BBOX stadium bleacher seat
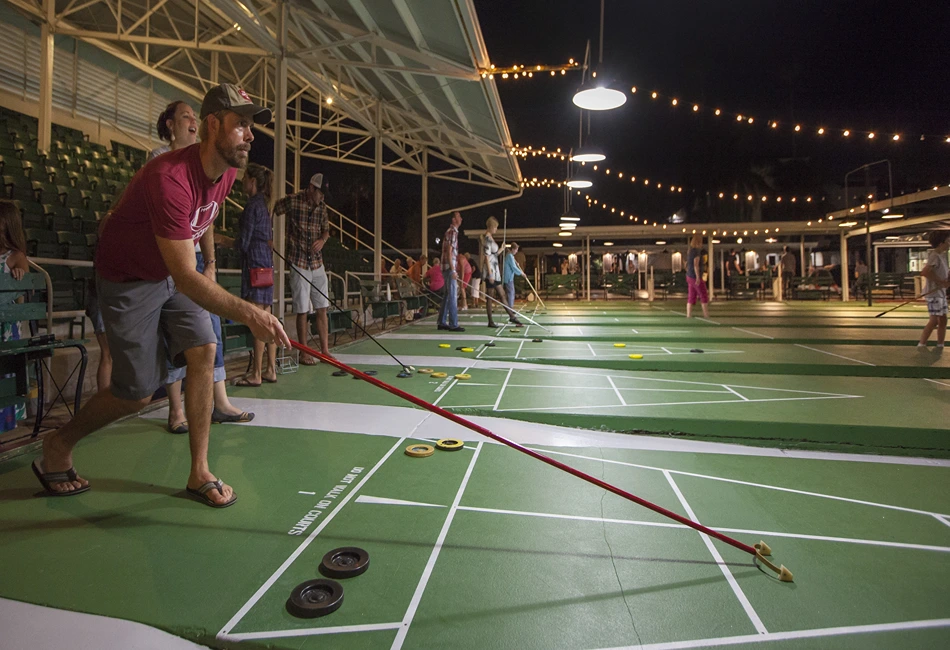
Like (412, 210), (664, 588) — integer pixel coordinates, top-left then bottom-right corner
(57, 231), (93, 261)
(25, 228), (63, 258)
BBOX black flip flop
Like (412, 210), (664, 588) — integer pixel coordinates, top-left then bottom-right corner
(167, 421), (189, 434)
(31, 458), (90, 497)
(234, 377), (262, 387)
(186, 480), (237, 508)
(211, 409), (255, 424)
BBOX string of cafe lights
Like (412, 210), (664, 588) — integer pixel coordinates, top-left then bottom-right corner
(478, 59), (582, 80)
(627, 85), (950, 143)
(516, 144), (950, 203)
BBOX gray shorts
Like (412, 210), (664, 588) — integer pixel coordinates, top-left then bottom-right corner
(97, 275), (217, 401)
(290, 263), (330, 313)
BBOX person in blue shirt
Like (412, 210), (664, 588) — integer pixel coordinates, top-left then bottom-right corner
(502, 242), (524, 309)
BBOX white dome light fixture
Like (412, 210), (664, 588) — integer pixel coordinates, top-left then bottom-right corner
(573, 82), (626, 111)
(571, 146), (606, 162)
(566, 178), (593, 189)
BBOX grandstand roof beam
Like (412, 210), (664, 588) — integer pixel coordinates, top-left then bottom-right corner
(47, 28), (270, 55)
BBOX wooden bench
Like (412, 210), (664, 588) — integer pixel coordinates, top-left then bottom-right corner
(544, 274), (579, 298)
(791, 272), (835, 300)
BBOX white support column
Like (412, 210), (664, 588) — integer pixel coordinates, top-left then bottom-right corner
(374, 102), (383, 280)
(274, 0), (289, 319)
(840, 233), (850, 302)
(800, 236), (806, 277)
(707, 236), (714, 300)
(421, 150), (428, 258)
(37, 0), (55, 153)
(586, 236), (591, 301)
(293, 96), (301, 190)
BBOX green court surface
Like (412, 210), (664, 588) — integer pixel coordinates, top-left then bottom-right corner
(1, 300), (949, 649)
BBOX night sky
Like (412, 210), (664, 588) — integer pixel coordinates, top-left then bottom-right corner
(255, 1), (950, 252)
(476, 0), (950, 232)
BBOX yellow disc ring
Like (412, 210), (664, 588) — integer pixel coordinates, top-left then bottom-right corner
(418, 368), (434, 374)
(405, 444), (435, 458)
(454, 373), (471, 380)
(629, 353), (643, 360)
(430, 372), (448, 378)
(614, 343), (626, 348)
(460, 347), (474, 353)
(438, 343), (451, 348)
(436, 439), (464, 451)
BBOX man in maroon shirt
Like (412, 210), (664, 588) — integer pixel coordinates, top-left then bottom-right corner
(32, 84), (290, 508)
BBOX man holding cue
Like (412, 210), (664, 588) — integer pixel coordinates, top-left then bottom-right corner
(33, 84), (291, 507)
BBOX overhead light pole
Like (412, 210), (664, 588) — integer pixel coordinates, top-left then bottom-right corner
(845, 160), (892, 307)
(572, 0), (626, 111)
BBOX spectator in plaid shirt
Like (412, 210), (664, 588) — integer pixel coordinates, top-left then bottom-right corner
(274, 173), (331, 365)
(437, 211), (465, 332)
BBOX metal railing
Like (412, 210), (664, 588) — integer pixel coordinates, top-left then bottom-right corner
(326, 204), (413, 267)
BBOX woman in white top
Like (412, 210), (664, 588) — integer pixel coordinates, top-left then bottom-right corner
(148, 100), (198, 161)
(148, 101), (253, 430)
(479, 216), (522, 328)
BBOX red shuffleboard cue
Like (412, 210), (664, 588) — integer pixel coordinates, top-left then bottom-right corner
(289, 340), (793, 581)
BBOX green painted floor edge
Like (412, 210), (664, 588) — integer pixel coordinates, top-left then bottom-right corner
(522, 357), (950, 379)
(444, 409), (950, 458)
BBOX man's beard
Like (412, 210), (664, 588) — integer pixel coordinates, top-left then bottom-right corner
(215, 129), (249, 169)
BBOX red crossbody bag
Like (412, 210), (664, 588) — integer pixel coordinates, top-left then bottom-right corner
(250, 267), (274, 288)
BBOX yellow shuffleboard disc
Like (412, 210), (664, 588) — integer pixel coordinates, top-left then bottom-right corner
(629, 354), (643, 359)
(454, 373), (471, 380)
(436, 439), (464, 451)
(460, 347), (474, 353)
(405, 444), (434, 458)
(418, 368), (434, 374)
(438, 343), (451, 348)
(430, 372), (448, 378)
(614, 343), (626, 348)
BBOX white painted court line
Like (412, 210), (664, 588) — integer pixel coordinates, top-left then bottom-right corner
(217, 436), (408, 638)
(535, 448), (950, 519)
(732, 327), (774, 340)
(923, 378), (950, 387)
(515, 339), (525, 359)
(795, 343), (876, 366)
(492, 367), (514, 412)
(594, 618), (950, 650)
(221, 622), (403, 642)
(357, 495), (446, 508)
(498, 394), (857, 413)
(577, 325), (584, 336)
(663, 471), (767, 635)
(390, 442), (484, 650)
(606, 375), (627, 406)
(934, 514), (950, 528)
(297, 491), (316, 495)
(505, 384), (732, 394)
(588, 343), (597, 357)
(722, 385), (749, 401)
(448, 505), (950, 554)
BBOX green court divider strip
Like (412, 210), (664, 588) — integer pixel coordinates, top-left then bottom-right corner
(445, 409), (950, 459)
(525, 358), (950, 379)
